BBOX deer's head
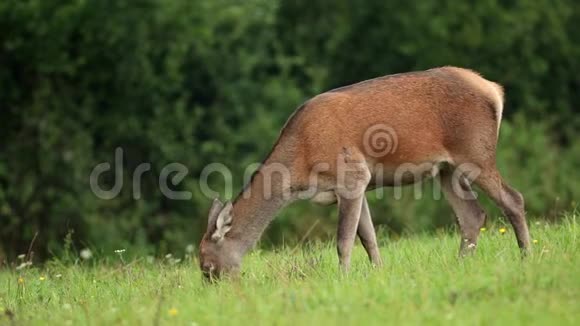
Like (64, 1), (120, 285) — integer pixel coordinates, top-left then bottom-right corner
(199, 198), (242, 281)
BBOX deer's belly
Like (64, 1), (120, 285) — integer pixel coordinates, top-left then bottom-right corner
(369, 160), (445, 187)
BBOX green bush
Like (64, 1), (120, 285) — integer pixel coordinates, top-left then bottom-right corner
(0, 0), (307, 258)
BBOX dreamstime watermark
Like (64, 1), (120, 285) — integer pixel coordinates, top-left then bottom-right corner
(363, 123), (398, 157)
(89, 148), (193, 200)
(89, 124), (481, 202)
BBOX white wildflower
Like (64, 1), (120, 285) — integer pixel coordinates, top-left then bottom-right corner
(80, 248), (93, 260)
(15, 261), (32, 270)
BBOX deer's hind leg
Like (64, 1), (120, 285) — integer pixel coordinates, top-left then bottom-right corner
(473, 167), (530, 253)
(440, 169), (487, 256)
(445, 116), (529, 254)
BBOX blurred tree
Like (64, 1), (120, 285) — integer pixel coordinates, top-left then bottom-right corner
(277, 0), (580, 138)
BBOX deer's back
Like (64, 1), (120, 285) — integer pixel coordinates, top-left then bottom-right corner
(277, 67), (503, 179)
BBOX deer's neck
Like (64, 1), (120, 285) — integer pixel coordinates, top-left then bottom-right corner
(228, 156), (297, 254)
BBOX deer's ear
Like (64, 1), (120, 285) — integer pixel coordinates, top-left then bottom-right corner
(211, 201), (233, 241)
(207, 198), (224, 231)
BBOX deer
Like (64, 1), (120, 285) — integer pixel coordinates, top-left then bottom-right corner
(199, 66), (530, 280)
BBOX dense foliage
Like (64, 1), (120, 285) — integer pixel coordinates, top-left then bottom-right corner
(0, 0), (578, 259)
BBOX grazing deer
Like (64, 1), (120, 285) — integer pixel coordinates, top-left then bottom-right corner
(199, 66), (530, 280)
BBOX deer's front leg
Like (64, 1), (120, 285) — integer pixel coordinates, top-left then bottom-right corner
(357, 197), (382, 266)
(337, 194), (364, 271)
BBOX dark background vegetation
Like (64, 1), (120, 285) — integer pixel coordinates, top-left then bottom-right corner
(1, 0), (579, 260)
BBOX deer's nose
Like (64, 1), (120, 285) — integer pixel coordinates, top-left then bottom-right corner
(201, 262), (218, 280)
(202, 262), (213, 272)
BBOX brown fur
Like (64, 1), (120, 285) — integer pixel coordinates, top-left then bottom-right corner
(199, 67), (529, 280)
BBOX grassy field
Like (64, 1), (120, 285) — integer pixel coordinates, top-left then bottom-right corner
(0, 215), (578, 326)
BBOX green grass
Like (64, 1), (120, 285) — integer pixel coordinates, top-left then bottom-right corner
(1, 215), (578, 326)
